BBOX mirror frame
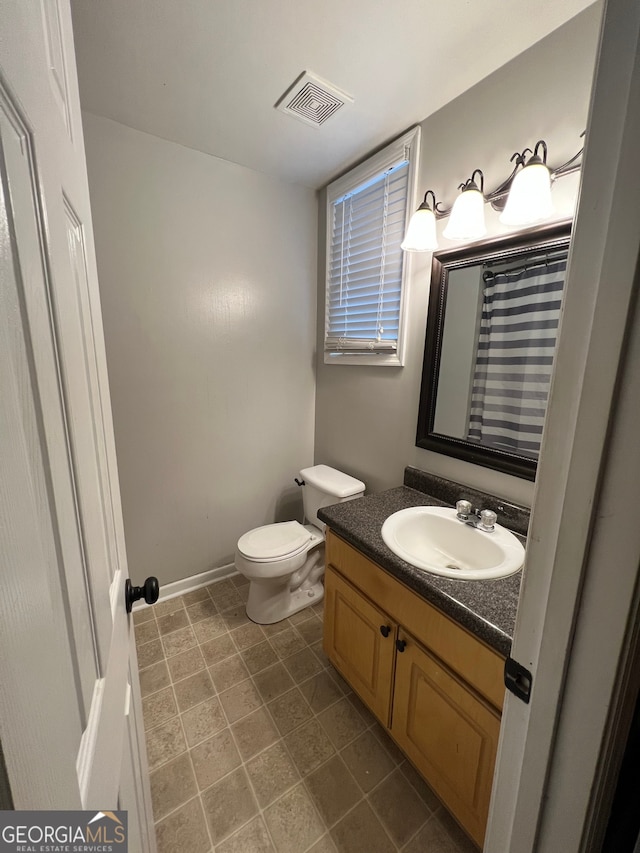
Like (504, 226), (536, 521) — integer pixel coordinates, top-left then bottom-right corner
(416, 220), (572, 481)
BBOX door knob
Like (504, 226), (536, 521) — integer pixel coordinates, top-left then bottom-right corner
(396, 638), (407, 653)
(125, 577), (160, 613)
(380, 625), (391, 638)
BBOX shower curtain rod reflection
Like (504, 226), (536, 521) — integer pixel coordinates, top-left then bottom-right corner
(482, 250), (569, 282)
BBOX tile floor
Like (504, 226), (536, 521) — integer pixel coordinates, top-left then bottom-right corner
(134, 575), (478, 853)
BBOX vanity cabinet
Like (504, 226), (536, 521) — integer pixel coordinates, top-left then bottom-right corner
(323, 530), (504, 848)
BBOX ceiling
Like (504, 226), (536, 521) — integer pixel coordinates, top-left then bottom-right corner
(70, 0), (597, 189)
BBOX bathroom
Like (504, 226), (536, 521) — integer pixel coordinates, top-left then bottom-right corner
(66, 0), (640, 849)
(1, 0), (640, 853)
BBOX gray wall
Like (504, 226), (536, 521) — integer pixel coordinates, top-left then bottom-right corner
(83, 113), (317, 586)
(315, 4), (602, 506)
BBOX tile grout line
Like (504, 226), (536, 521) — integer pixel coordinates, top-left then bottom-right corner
(398, 807), (443, 852)
(144, 640), (344, 742)
(147, 585), (230, 849)
(195, 637), (284, 852)
(137, 601), (314, 668)
(233, 680), (330, 853)
(144, 616), (348, 847)
(200, 652), (394, 850)
(143, 594), (328, 848)
(143, 614), (375, 767)
(138, 581), (460, 853)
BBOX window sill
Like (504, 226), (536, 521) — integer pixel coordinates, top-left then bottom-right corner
(323, 351), (404, 367)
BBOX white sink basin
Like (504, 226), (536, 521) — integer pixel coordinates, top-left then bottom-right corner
(381, 506), (525, 580)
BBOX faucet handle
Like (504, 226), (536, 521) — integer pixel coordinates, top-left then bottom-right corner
(456, 500), (472, 519)
(479, 509), (497, 531)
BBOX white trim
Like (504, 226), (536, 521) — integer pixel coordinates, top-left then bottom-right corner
(323, 126), (421, 367)
(76, 678), (104, 808)
(327, 127), (419, 201)
(124, 681), (131, 718)
(132, 563), (238, 611)
(486, 1), (640, 849)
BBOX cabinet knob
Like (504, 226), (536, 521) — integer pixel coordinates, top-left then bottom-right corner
(396, 638), (407, 653)
(380, 625), (391, 638)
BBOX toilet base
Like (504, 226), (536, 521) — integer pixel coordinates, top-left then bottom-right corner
(246, 578), (324, 625)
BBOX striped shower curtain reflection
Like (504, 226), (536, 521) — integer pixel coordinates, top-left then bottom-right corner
(468, 255), (568, 457)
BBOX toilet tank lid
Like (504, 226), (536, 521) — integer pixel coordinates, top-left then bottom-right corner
(299, 465), (365, 498)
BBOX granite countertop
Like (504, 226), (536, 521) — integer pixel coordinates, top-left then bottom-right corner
(318, 471), (527, 657)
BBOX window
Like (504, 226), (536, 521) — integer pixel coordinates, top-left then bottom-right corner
(324, 126), (420, 365)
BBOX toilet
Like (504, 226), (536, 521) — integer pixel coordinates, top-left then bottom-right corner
(235, 465), (365, 624)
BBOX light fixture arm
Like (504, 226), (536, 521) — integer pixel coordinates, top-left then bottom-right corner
(532, 139), (548, 163)
(430, 169), (486, 219)
(416, 189), (437, 211)
(488, 149), (530, 199)
(551, 131), (585, 178)
(469, 169), (484, 192)
(423, 189), (436, 208)
(414, 189), (448, 217)
(421, 134), (585, 219)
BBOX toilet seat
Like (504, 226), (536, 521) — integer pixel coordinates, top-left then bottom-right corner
(237, 520), (313, 563)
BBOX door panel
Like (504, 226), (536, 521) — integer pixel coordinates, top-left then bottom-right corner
(0, 1), (155, 844)
(41, 0), (73, 138)
(392, 634), (500, 846)
(0, 123), (84, 808)
(324, 565), (396, 725)
(60, 191), (116, 650)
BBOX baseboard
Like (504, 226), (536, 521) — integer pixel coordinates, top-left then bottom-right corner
(132, 563), (238, 611)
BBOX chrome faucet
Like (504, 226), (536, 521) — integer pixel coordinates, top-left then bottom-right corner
(455, 500), (497, 532)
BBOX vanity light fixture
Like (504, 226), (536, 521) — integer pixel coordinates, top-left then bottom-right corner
(403, 134), (584, 251)
(442, 170), (487, 241)
(499, 141), (553, 226)
(401, 190), (439, 251)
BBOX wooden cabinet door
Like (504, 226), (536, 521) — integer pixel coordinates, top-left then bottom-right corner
(324, 565), (396, 726)
(391, 632), (500, 847)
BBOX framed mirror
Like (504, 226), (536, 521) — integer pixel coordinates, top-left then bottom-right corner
(416, 221), (572, 480)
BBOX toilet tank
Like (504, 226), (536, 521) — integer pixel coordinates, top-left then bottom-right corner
(299, 465), (365, 530)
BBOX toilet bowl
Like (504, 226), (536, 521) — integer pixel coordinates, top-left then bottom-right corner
(234, 465), (365, 624)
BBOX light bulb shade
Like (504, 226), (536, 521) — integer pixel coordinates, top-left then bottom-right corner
(500, 162), (553, 226)
(401, 206), (438, 252)
(443, 188), (486, 241)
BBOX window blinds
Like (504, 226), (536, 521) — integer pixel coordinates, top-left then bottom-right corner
(325, 160), (410, 354)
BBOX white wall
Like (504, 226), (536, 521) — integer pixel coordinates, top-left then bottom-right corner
(83, 113), (317, 586)
(315, 4), (602, 506)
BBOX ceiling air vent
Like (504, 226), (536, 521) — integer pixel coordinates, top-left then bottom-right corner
(276, 71), (353, 128)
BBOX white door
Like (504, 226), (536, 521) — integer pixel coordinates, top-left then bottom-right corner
(0, 1), (155, 847)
